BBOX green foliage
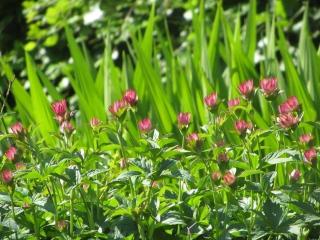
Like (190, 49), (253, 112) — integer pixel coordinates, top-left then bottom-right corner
(1, 1), (320, 239)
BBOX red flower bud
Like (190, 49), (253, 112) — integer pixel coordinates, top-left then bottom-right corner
(120, 158), (128, 169)
(177, 112), (191, 129)
(123, 89), (138, 106)
(138, 118), (152, 133)
(5, 146), (17, 161)
(289, 169), (301, 182)
(215, 139), (225, 147)
(211, 171), (221, 181)
(299, 133), (313, 145)
(277, 113), (299, 129)
(238, 80), (254, 99)
(1, 169), (13, 183)
(304, 148), (317, 165)
(234, 120), (252, 135)
(260, 77), (279, 98)
(56, 220), (67, 231)
(90, 117), (101, 128)
(278, 96), (299, 114)
(204, 92), (218, 109)
(228, 98), (241, 109)
(223, 171), (236, 186)
(51, 99), (68, 120)
(10, 122), (25, 135)
(108, 99), (128, 117)
(218, 153), (229, 163)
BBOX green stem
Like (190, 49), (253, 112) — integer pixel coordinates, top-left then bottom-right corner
(10, 192), (19, 240)
(70, 189), (74, 237)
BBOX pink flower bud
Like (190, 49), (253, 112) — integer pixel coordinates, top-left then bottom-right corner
(238, 80), (254, 99)
(204, 92), (218, 109)
(5, 146), (17, 161)
(186, 132), (201, 149)
(177, 112), (191, 129)
(82, 183), (90, 192)
(108, 99), (128, 117)
(51, 99), (68, 120)
(10, 122), (25, 135)
(228, 98), (241, 109)
(152, 181), (159, 188)
(23, 202), (30, 209)
(299, 133), (313, 145)
(218, 153), (229, 163)
(278, 96), (299, 114)
(223, 171), (236, 186)
(123, 89), (138, 106)
(138, 118), (152, 133)
(211, 171), (221, 181)
(15, 162), (26, 170)
(90, 117), (101, 128)
(1, 169), (13, 183)
(304, 148), (317, 165)
(120, 158), (128, 169)
(234, 120), (252, 135)
(60, 121), (74, 134)
(277, 113), (299, 129)
(260, 77), (279, 98)
(289, 169), (301, 182)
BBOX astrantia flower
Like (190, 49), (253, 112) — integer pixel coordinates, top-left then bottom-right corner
(15, 162), (26, 170)
(56, 220), (67, 232)
(277, 113), (299, 129)
(278, 96), (299, 114)
(218, 153), (228, 163)
(204, 92), (218, 110)
(152, 181), (159, 188)
(299, 133), (313, 145)
(90, 117), (101, 128)
(234, 120), (252, 136)
(215, 139), (225, 147)
(60, 121), (74, 134)
(52, 99), (68, 122)
(304, 148), (317, 165)
(108, 99), (128, 117)
(260, 77), (279, 98)
(228, 98), (241, 109)
(223, 171), (236, 186)
(238, 80), (254, 99)
(138, 118), (152, 133)
(119, 158), (128, 169)
(123, 89), (138, 106)
(177, 112), (191, 129)
(5, 146), (17, 161)
(186, 132), (201, 149)
(289, 169), (301, 182)
(10, 122), (24, 135)
(1, 169), (13, 184)
(211, 171), (221, 182)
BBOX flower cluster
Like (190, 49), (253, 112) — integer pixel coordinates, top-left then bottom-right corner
(277, 96), (300, 129)
(108, 89), (138, 118)
(51, 99), (74, 133)
(1, 122), (28, 184)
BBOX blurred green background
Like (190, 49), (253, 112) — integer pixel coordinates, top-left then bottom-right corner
(1, 0), (320, 97)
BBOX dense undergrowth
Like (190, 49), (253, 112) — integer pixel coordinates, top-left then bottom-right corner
(1, 1), (320, 239)
(1, 84), (320, 239)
